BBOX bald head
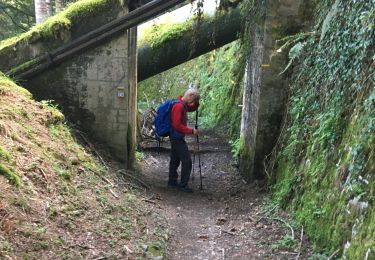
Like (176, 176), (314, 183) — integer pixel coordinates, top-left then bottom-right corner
(182, 88), (200, 104)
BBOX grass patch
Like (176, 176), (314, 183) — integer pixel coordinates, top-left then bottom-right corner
(0, 164), (21, 187)
(0, 146), (11, 161)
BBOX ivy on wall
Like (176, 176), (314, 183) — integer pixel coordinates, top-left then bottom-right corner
(270, 0), (374, 257)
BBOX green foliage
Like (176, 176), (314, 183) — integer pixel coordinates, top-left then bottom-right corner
(0, 163), (21, 187)
(229, 137), (240, 158)
(0, 0), (35, 39)
(138, 41), (243, 139)
(0, 145), (11, 161)
(0, 71), (32, 97)
(271, 234), (296, 251)
(271, 0), (375, 257)
(40, 100), (65, 125)
(135, 151), (145, 162)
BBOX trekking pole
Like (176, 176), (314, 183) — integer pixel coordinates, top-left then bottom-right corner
(195, 109), (203, 190)
(191, 112), (197, 184)
(192, 149), (196, 183)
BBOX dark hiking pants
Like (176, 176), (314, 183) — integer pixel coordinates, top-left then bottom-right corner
(169, 139), (192, 187)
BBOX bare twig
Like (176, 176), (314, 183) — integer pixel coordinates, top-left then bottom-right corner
(295, 226), (304, 260)
(74, 243), (95, 249)
(109, 188), (119, 199)
(221, 229), (236, 236)
(87, 169), (114, 187)
(39, 168), (48, 182)
(101, 175), (114, 187)
(124, 244), (133, 254)
(141, 198), (156, 204)
(327, 249), (340, 260)
(0, 213), (10, 227)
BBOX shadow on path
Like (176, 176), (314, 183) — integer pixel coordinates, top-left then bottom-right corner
(139, 134), (311, 259)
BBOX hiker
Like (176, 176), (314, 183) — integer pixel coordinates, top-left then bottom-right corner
(168, 88), (201, 192)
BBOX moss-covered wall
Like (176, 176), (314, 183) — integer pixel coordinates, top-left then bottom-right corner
(271, 0), (374, 257)
(239, 0), (310, 181)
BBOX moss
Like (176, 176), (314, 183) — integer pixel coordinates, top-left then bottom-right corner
(0, 146), (11, 162)
(6, 58), (42, 77)
(238, 134), (256, 181)
(269, 0), (374, 256)
(0, 0), (121, 52)
(139, 13), (218, 49)
(0, 164), (21, 187)
(146, 241), (165, 258)
(0, 71), (32, 97)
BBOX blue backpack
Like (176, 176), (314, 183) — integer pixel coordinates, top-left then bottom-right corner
(154, 99), (181, 138)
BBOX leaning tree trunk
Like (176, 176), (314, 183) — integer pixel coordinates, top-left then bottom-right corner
(34, 0), (53, 24)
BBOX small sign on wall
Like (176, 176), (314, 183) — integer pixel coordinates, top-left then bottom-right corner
(117, 87), (125, 98)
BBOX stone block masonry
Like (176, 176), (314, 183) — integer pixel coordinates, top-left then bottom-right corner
(240, 0), (313, 180)
(25, 30), (136, 165)
(0, 1), (140, 166)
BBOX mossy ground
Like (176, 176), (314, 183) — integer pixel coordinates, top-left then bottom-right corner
(0, 73), (168, 258)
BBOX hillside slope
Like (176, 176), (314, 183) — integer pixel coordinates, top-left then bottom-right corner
(270, 0), (374, 258)
(0, 73), (166, 259)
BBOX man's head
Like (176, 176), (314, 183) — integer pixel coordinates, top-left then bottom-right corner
(182, 88), (200, 104)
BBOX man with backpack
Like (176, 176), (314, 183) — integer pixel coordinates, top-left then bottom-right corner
(167, 88), (201, 193)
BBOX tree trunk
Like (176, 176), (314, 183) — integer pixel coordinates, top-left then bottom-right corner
(137, 8), (241, 82)
(55, 0), (65, 13)
(34, 0), (52, 24)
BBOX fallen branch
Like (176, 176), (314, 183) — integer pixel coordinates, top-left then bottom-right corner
(109, 188), (119, 199)
(221, 229), (236, 236)
(101, 175), (114, 187)
(119, 180), (144, 191)
(76, 130), (108, 170)
(141, 198), (156, 204)
(327, 249), (340, 260)
(268, 217), (295, 240)
(295, 226), (304, 260)
(118, 170), (150, 190)
(39, 168), (48, 182)
(87, 169), (114, 187)
(124, 244), (133, 254)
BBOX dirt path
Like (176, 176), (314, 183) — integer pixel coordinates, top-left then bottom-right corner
(140, 134), (312, 259)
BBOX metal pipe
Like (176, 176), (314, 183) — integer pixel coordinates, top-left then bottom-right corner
(7, 0), (187, 80)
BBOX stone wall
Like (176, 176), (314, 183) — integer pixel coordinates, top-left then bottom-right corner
(25, 27), (136, 165)
(240, 0), (312, 181)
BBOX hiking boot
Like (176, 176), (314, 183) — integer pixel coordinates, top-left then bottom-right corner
(178, 185), (193, 193)
(167, 181), (178, 189)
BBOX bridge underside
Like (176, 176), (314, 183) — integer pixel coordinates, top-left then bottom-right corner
(0, 0), (311, 180)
